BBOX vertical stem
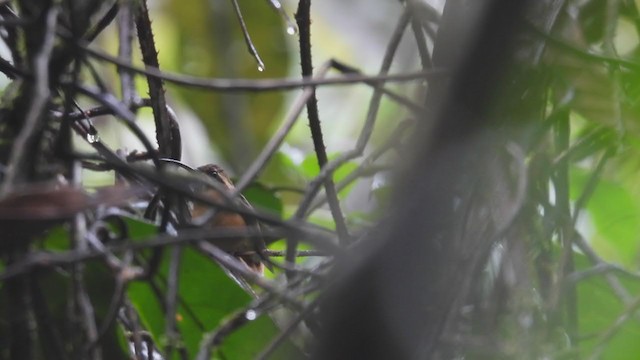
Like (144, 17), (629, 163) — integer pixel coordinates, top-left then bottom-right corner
(6, 269), (34, 360)
(164, 246), (183, 358)
(554, 109), (578, 348)
(118, 0), (136, 107)
(135, 0), (175, 159)
(294, 0), (349, 243)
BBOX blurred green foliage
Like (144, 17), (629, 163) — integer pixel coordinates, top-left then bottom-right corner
(128, 247), (300, 359)
(156, 0), (292, 171)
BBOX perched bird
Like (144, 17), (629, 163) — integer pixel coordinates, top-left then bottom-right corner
(193, 164), (267, 275)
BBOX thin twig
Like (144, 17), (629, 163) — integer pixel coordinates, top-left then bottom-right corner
(195, 241), (304, 309)
(83, 2), (120, 42)
(77, 152), (341, 251)
(1, 5), (59, 196)
(234, 60), (421, 194)
(573, 233), (633, 304)
(552, 109), (578, 343)
(229, 0), (265, 71)
(589, 294), (640, 360)
(235, 60), (333, 193)
(84, 273), (128, 355)
(567, 263), (640, 284)
(571, 148), (614, 226)
(294, 9), (413, 220)
(255, 296), (322, 360)
(29, 275), (66, 360)
(195, 305), (263, 360)
(123, 301), (145, 359)
(263, 249), (328, 257)
(525, 21), (640, 71)
(117, 0), (136, 106)
(70, 161), (101, 360)
(328, 59), (425, 113)
(164, 245), (183, 358)
(75, 38), (445, 91)
(308, 120), (411, 212)
(52, 97), (151, 121)
(135, 0), (174, 159)
(552, 126), (611, 166)
(408, 12), (432, 69)
(0, 228), (269, 279)
(74, 85), (162, 168)
(288, 1), (349, 282)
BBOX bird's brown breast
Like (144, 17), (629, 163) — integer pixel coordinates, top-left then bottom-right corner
(191, 185), (264, 274)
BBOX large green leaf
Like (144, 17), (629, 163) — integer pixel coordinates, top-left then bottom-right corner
(574, 253), (640, 359)
(128, 247), (300, 359)
(570, 167), (640, 267)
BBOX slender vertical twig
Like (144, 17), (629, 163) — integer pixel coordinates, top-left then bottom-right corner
(164, 245), (184, 359)
(134, 0), (175, 159)
(553, 108), (578, 346)
(229, 0), (265, 71)
(70, 161), (102, 360)
(235, 60), (333, 193)
(293, 10), (412, 221)
(118, 0), (136, 107)
(289, 1), (350, 281)
(0, 5), (59, 195)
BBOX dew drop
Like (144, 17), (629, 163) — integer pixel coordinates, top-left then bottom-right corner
(268, 0), (282, 9)
(266, 0), (297, 36)
(245, 309), (257, 321)
(257, 65), (265, 72)
(86, 133), (100, 144)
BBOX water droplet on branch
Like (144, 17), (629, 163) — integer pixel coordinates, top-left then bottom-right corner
(245, 309), (257, 320)
(266, 0), (298, 36)
(86, 133), (100, 144)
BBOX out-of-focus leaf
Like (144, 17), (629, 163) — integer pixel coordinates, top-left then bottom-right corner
(161, 0), (291, 170)
(574, 252), (640, 359)
(0, 259), (128, 358)
(120, 215), (158, 240)
(566, 124), (617, 163)
(260, 151), (305, 189)
(570, 167), (640, 267)
(371, 185), (391, 209)
(300, 154), (321, 179)
(243, 182), (283, 217)
(128, 248), (300, 359)
(613, 18), (639, 56)
(300, 153), (359, 197)
(41, 215), (157, 252)
(84, 260), (130, 359)
(546, 14), (621, 132)
(42, 225), (69, 250)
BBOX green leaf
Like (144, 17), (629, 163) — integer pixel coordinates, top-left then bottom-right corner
(128, 248), (300, 359)
(242, 182), (283, 217)
(570, 167), (640, 267)
(300, 153), (359, 198)
(574, 253), (640, 359)
(41, 225), (70, 250)
(121, 215), (158, 241)
(160, 0), (291, 168)
(261, 151), (302, 181)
